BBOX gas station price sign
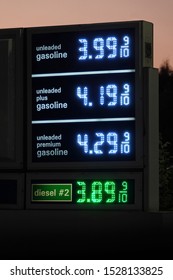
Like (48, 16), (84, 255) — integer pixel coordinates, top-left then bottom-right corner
(27, 21), (153, 169)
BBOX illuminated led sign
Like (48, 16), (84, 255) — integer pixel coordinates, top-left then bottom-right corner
(27, 21), (153, 169)
(32, 180), (133, 204)
(26, 172), (142, 209)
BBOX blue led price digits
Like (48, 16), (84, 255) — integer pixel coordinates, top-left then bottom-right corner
(77, 131), (130, 155)
(76, 180), (128, 203)
(77, 83), (130, 107)
(78, 36), (130, 60)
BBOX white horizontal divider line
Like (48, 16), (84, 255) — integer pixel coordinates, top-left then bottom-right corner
(32, 69), (135, 78)
(32, 117), (135, 124)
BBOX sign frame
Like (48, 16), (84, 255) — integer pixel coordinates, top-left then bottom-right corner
(0, 28), (23, 169)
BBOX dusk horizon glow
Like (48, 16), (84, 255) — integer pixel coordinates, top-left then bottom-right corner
(0, 0), (173, 68)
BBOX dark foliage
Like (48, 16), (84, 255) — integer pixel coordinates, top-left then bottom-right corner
(159, 60), (173, 210)
(159, 60), (173, 154)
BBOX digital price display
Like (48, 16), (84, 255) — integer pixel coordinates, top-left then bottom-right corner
(26, 172), (142, 209)
(27, 21), (153, 169)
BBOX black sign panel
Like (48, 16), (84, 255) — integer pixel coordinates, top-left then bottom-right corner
(27, 21), (153, 169)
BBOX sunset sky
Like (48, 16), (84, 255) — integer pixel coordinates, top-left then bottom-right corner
(0, 0), (173, 69)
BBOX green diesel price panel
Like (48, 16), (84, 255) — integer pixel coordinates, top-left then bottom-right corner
(26, 172), (142, 209)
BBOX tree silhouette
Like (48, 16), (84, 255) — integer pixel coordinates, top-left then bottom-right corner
(159, 60), (173, 210)
(159, 60), (173, 155)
